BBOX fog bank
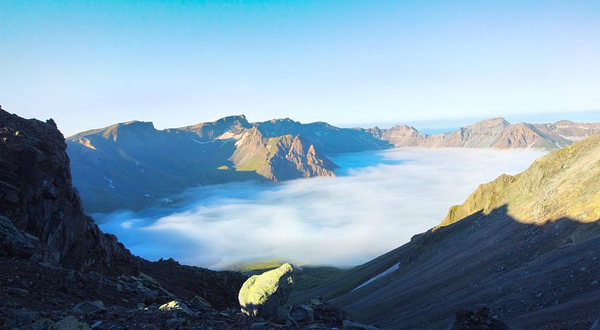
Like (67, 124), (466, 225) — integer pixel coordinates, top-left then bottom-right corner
(96, 148), (545, 269)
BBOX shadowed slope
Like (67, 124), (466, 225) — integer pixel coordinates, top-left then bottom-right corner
(294, 133), (600, 329)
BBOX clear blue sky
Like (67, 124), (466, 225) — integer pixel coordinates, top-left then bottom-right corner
(1, 0), (599, 136)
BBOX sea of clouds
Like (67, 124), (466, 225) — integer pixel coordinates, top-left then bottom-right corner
(96, 148), (546, 269)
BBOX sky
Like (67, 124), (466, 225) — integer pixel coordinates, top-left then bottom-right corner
(1, 0), (600, 136)
(95, 148), (545, 269)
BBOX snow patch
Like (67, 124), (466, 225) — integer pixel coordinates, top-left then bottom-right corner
(351, 262), (401, 292)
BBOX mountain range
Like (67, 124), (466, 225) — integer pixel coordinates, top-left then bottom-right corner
(67, 115), (600, 213)
(369, 117), (600, 149)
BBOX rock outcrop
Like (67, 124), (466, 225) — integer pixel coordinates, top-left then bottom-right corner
(238, 263), (295, 319)
(0, 110), (136, 274)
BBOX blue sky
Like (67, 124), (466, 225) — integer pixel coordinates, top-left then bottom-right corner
(1, 0), (599, 136)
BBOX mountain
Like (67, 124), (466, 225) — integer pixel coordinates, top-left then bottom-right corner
(293, 133), (600, 329)
(372, 117), (600, 149)
(67, 116), (387, 213)
(66, 118), (341, 213)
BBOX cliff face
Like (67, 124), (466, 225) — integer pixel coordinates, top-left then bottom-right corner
(0, 110), (136, 274)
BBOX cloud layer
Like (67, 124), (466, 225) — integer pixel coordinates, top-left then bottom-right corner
(96, 148), (546, 269)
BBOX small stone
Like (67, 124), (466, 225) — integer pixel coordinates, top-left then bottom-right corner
(6, 287), (29, 297)
(27, 318), (55, 330)
(48, 316), (91, 330)
(72, 301), (105, 313)
(158, 300), (194, 316)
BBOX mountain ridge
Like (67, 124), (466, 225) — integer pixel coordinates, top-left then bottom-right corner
(66, 114), (599, 213)
(373, 117), (600, 149)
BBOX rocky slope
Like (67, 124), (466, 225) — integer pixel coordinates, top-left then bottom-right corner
(371, 117), (600, 149)
(295, 133), (600, 329)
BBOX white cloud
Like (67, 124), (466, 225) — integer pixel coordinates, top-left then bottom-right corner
(96, 148), (546, 269)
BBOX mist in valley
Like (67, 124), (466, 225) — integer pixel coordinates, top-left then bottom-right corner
(95, 148), (546, 269)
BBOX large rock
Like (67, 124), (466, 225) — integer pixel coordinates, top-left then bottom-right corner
(238, 263), (294, 319)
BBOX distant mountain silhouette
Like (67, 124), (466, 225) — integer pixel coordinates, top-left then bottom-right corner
(368, 117), (600, 149)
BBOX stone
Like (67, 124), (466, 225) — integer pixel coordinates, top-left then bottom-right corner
(188, 295), (213, 311)
(24, 318), (55, 330)
(289, 304), (314, 323)
(238, 263), (294, 319)
(72, 301), (105, 313)
(158, 300), (194, 316)
(342, 320), (384, 330)
(449, 306), (511, 330)
(48, 316), (91, 330)
(5, 286), (29, 297)
(138, 272), (161, 289)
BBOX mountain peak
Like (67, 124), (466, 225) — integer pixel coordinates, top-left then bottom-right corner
(472, 117), (510, 127)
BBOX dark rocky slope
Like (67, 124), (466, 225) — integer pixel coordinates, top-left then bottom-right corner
(295, 133), (600, 329)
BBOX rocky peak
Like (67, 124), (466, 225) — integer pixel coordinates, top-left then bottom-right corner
(0, 109), (137, 274)
(466, 117), (510, 132)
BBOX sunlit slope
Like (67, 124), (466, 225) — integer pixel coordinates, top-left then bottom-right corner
(295, 133), (600, 329)
(443, 132), (600, 226)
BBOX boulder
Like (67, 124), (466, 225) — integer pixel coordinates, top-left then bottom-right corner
(238, 263), (294, 319)
(48, 316), (91, 330)
(188, 295), (213, 311)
